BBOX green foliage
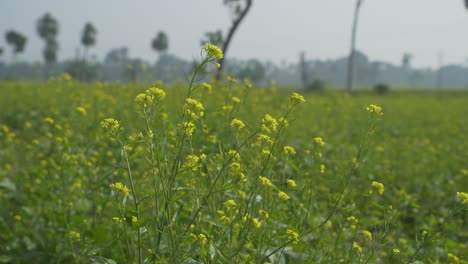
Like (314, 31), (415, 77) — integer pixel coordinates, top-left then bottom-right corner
(81, 22), (97, 49)
(305, 79), (326, 92)
(36, 13), (59, 64)
(151, 31), (169, 54)
(65, 60), (98, 82)
(374, 83), (390, 95)
(0, 48), (467, 263)
(5, 30), (27, 56)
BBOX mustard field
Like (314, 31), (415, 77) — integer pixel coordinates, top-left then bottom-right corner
(0, 78), (467, 263)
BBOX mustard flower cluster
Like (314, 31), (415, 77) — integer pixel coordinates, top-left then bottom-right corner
(258, 209), (270, 219)
(353, 241), (363, 253)
(314, 137), (325, 147)
(179, 121), (196, 137)
(203, 43), (224, 59)
(109, 182), (130, 196)
(457, 191), (468, 204)
(258, 176), (272, 187)
(230, 118), (245, 130)
(371, 181), (385, 195)
(261, 114), (278, 133)
(184, 155), (201, 171)
(366, 104), (383, 115)
(278, 191), (291, 201)
(320, 164), (326, 174)
(75, 106), (87, 115)
(447, 253), (460, 263)
(286, 229), (300, 244)
(224, 199), (237, 210)
(289, 92), (306, 105)
(201, 82), (212, 92)
(184, 98), (205, 120)
(135, 87), (166, 106)
(362, 230), (373, 241)
(283, 145), (296, 156)
(286, 179), (297, 189)
(100, 118), (121, 134)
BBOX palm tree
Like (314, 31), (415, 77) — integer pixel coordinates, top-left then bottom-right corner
(5, 30), (27, 61)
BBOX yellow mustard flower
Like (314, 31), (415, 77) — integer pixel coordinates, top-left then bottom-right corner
(203, 43), (224, 59)
(286, 229), (300, 244)
(456, 191), (468, 204)
(290, 92), (306, 104)
(259, 176), (272, 187)
(109, 182), (130, 196)
(371, 181), (385, 195)
(278, 191), (291, 201)
(283, 146), (296, 156)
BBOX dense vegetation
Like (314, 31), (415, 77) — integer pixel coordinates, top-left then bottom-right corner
(0, 58), (467, 263)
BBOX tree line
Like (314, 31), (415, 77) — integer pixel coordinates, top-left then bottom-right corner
(1, 1), (467, 90)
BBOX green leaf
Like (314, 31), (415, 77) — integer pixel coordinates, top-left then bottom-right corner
(0, 178), (15, 192)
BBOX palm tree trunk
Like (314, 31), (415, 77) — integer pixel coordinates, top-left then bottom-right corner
(216, 0), (253, 81)
(346, 0), (364, 94)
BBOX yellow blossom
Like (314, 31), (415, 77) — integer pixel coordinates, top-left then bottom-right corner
(230, 118), (245, 129)
(366, 104), (383, 115)
(286, 179), (297, 188)
(278, 191), (291, 201)
(283, 145), (296, 156)
(392, 248), (400, 254)
(262, 114), (278, 132)
(259, 176), (272, 187)
(252, 218), (262, 229)
(76, 106), (87, 115)
(456, 192), (468, 204)
(371, 181), (385, 195)
(224, 199), (237, 209)
(259, 209), (269, 219)
(362, 230), (373, 241)
(290, 92), (306, 104)
(314, 137), (325, 147)
(203, 43), (223, 59)
(447, 253), (460, 263)
(202, 82), (212, 92)
(286, 229), (300, 244)
(320, 164), (326, 174)
(353, 241), (362, 253)
(179, 121), (196, 137)
(100, 118), (120, 133)
(109, 182), (130, 196)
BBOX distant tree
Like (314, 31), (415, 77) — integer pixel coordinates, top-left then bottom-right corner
(200, 30), (223, 47)
(299, 51), (308, 89)
(0, 47), (3, 56)
(151, 31), (169, 57)
(5, 30), (27, 60)
(105, 47), (129, 65)
(215, 0), (253, 80)
(401, 53), (412, 69)
(346, 0), (365, 94)
(465, 0), (468, 9)
(37, 13), (59, 64)
(236, 59), (265, 84)
(81, 22), (97, 61)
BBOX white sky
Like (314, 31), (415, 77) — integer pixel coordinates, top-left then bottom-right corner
(1, 0), (467, 69)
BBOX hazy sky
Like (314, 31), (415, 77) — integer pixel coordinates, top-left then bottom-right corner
(1, 0), (467, 68)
